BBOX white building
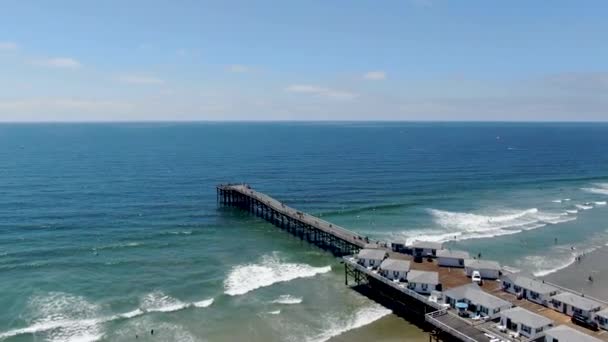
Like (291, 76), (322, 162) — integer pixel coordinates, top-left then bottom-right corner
(436, 249), (470, 267)
(464, 259), (501, 279)
(548, 292), (603, 319)
(544, 325), (602, 342)
(409, 241), (443, 257)
(595, 308), (608, 331)
(406, 270), (439, 294)
(379, 258), (410, 281)
(444, 284), (512, 319)
(500, 274), (560, 305)
(499, 307), (554, 340)
(356, 248), (388, 269)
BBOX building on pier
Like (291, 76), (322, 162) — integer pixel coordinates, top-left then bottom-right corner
(443, 284), (512, 319)
(436, 249), (469, 268)
(498, 307), (554, 340)
(379, 258), (410, 281)
(549, 292), (603, 319)
(409, 241), (443, 258)
(464, 259), (501, 279)
(406, 270), (440, 294)
(356, 249), (388, 269)
(500, 274), (559, 305)
(544, 325), (602, 342)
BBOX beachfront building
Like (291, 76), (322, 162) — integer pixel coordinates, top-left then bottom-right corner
(356, 248), (388, 269)
(548, 292), (603, 319)
(379, 258), (410, 281)
(436, 249), (470, 268)
(544, 325), (602, 342)
(390, 241), (406, 253)
(500, 274), (560, 305)
(409, 241), (443, 257)
(498, 307), (554, 340)
(406, 270), (439, 294)
(595, 308), (608, 331)
(464, 259), (501, 279)
(444, 284), (512, 319)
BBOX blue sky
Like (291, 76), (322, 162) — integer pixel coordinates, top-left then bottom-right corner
(1, 0), (607, 121)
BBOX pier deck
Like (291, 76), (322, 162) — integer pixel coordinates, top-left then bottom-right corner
(218, 184), (369, 255)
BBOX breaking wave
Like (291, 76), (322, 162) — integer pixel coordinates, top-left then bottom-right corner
(404, 208), (575, 244)
(582, 183), (608, 196)
(514, 243), (604, 277)
(0, 292), (214, 341)
(271, 294), (303, 305)
(575, 204), (593, 210)
(308, 304), (392, 342)
(224, 253), (331, 296)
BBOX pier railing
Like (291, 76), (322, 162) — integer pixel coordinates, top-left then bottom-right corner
(343, 257), (444, 310)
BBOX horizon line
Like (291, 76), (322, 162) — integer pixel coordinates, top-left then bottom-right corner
(1, 119), (608, 124)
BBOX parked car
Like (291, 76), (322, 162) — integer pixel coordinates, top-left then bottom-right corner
(572, 313), (599, 331)
(471, 271), (483, 285)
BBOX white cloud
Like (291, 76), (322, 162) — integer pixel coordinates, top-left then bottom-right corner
(0, 98), (133, 114)
(227, 64), (250, 73)
(117, 75), (164, 85)
(285, 84), (357, 100)
(0, 41), (18, 51)
(32, 57), (82, 69)
(363, 71), (387, 81)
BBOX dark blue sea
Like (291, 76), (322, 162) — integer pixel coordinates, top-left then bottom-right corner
(1, 122), (607, 341)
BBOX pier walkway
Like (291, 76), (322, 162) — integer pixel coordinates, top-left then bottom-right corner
(217, 184), (371, 255)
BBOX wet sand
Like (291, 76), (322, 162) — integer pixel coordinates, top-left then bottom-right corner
(329, 314), (428, 342)
(543, 245), (608, 301)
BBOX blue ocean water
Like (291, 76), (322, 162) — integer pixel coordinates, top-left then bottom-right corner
(1, 122), (607, 341)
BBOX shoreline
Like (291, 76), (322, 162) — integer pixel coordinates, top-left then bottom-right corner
(541, 244), (608, 302)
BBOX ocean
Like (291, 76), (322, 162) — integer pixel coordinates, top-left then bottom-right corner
(1, 122), (607, 342)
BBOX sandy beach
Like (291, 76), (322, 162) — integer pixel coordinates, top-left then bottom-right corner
(543, 245), (608, 302)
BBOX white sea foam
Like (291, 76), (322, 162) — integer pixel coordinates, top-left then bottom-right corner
(551, 199), (562, 203)
(595, 201), (607, 206)
(576, 204), (593, 210)
(0, 292), (105, 342)
(404, 207), (574, 243)
(522, 244), (602, 277)
(582, 183), (608, 196)
(566, 209), (578, 214)
(192, 298), (214, 308)
(308, 304), (392, 342)
(224, 253), (331, 296)
(271, 294), (303, 305)
(0, 292), (214, 340)
(267, 310), (281, 315)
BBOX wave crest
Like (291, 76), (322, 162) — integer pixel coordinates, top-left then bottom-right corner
(271, 294), (303, 305)
(224, 254), (331, 296)
(404, 207), (574, 243)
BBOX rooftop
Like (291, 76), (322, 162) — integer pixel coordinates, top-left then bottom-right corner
(444, 284), (511, 309)
(407, 270), (439, 285)
(545, 325), (602, 342)
(501, 274), (559, 294)
(464, 259), (501, 270)
(597, 307), (608, 318)
(500, 307), (554, 328)
(357, 248), (388, 260)
(380, 258), (410, 272)
(436, 249), (470, 259)
(409, 241), (443, 250)
(551, 292), (603, 311)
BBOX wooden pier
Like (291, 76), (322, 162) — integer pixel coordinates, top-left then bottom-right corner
(217, 184), (368, 256)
